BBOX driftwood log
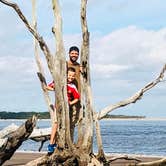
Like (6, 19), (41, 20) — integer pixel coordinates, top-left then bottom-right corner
(0, 124), (51, 152)
(0, 116), (37, 165)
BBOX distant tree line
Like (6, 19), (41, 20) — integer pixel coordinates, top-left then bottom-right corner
(103, 114), (145, 119)
(0, 111), (50, 119)
(0, 111), (145, 119)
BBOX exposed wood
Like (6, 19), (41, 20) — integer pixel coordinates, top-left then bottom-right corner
(109, 154), (141, 163)
(97, 64), (166, 120)
(0, 125), (51, 139)
(0, 0), (54, 74)
(52, 0), (71, 149)
(0, 116), (37, 165)
(128, 157), (166, 166)
(31, 0), (56, 126)
(0, 124), (51, 151)
(80, 0), (94, 153)
(0, 123), (18, 138)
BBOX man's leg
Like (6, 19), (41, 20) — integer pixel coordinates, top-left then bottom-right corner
(69, 102), (80, 142)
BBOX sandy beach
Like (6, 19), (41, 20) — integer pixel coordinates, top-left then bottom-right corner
(3, 152), (163, 166)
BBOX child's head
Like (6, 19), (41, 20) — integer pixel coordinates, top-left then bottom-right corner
(67, 67), (76, 83)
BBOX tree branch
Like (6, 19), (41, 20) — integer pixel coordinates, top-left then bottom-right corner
(0, 116), (37, 165)
(80, 0), (94, 151)
(98, 64), (166, 120)
(0, 0), (54, 74)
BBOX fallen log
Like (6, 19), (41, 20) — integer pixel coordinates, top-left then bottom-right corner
(0, 116), (37, 165)
(0, 124), (51, 151)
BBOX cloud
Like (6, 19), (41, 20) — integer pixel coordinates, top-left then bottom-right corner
(90, 26), (166, 80)
(91, 64), (129, 79)
(1, 26), (165, 83)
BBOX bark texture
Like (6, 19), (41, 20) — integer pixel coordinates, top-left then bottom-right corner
(0, 116), (37, 165)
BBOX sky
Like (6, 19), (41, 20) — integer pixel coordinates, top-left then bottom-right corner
(0, 0), (166, 118)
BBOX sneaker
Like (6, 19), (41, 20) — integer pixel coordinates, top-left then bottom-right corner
(47, 144), (56, 153)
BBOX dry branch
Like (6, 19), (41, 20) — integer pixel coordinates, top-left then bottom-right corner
(0, 116), (37, 165)
(0, 124), (51, 151)
(51, 0), (70, 149)
(80, 0), (94, 152)
(0, 123), (18, 138)
(0, 0), (54, 74)
(31, 0), (56, 126)
(98, 64), (166, 120)
(129, 157), (166, 166)
(109, 154), (141, 163)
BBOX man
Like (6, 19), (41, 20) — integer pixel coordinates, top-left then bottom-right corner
(47, 46), (82, 151)
(67, 46), (82, 94)
(67, 46), (82, 141)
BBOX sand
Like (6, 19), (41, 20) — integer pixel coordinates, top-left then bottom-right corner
(3, 152), (163, 166)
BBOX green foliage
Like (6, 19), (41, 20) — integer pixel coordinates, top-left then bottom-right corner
(103, 114), (146, 119)
(0, 111), (145, 119)
(0, 111), (50, 119)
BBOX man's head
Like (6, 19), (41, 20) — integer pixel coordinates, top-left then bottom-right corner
(67, 67), (76, 83)
(69, 46), (79, 63)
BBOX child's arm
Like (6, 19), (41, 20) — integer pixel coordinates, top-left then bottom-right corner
(45, 85), (54, 91)
(44, 81), (55, 91)
(69, 99), (79, 106)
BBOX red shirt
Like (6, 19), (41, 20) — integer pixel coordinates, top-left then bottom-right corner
(48, 81), (80, 102)
(67, 83), (80, 102)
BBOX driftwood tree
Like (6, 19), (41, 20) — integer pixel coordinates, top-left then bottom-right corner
(0, 0), (166, 165)
(0, 116), (37, 165)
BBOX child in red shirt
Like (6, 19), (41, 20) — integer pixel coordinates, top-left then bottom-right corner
(47, 67), (80, 105)
(46, 67), (80, 153)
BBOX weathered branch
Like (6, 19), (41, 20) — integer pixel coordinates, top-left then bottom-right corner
(31, 0), (56, 126)
(109, 154), (141, 163)
(0, 125), (51, 139)
(80, 0), (94, 152)
(0, 0), (54, 74)
(0, 123), (18, 138)
(52, 0), (70, 149)
(0, 123), (51, 151)
(98, 64), (166, 120)
(0, 116), (37, 165)
(133, 157), (166, 166)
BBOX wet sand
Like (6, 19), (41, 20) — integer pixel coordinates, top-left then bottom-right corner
(3, 152), (162, 166)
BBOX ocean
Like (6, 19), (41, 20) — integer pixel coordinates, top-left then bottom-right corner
(0, 119), (166, 156)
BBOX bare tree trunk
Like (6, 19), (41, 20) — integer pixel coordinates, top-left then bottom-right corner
(31, 0), (56, 126)
(80, 0), (94, 153)
(51, 0), (71, 149)
(0, 116), (37, 165)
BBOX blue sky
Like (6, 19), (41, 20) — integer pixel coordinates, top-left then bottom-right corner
(0, 0), (166, 117)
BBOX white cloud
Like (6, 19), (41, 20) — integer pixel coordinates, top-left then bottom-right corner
(91, 64), (129, 79)
(90, 26), (166, 79)
(0, 56), (32, 71)
(1, 26), (165, 82)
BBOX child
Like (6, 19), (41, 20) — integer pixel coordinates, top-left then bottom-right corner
(46, 67), (80, 153)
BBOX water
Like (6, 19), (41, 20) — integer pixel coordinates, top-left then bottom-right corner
(0, 119), (166, 156)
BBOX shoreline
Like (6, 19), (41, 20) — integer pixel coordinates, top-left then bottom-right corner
(1, 118), (166, 121)
(102, 118), (166, 121)
(4, 151), (163, 166)
(16, 150), (166, 158)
